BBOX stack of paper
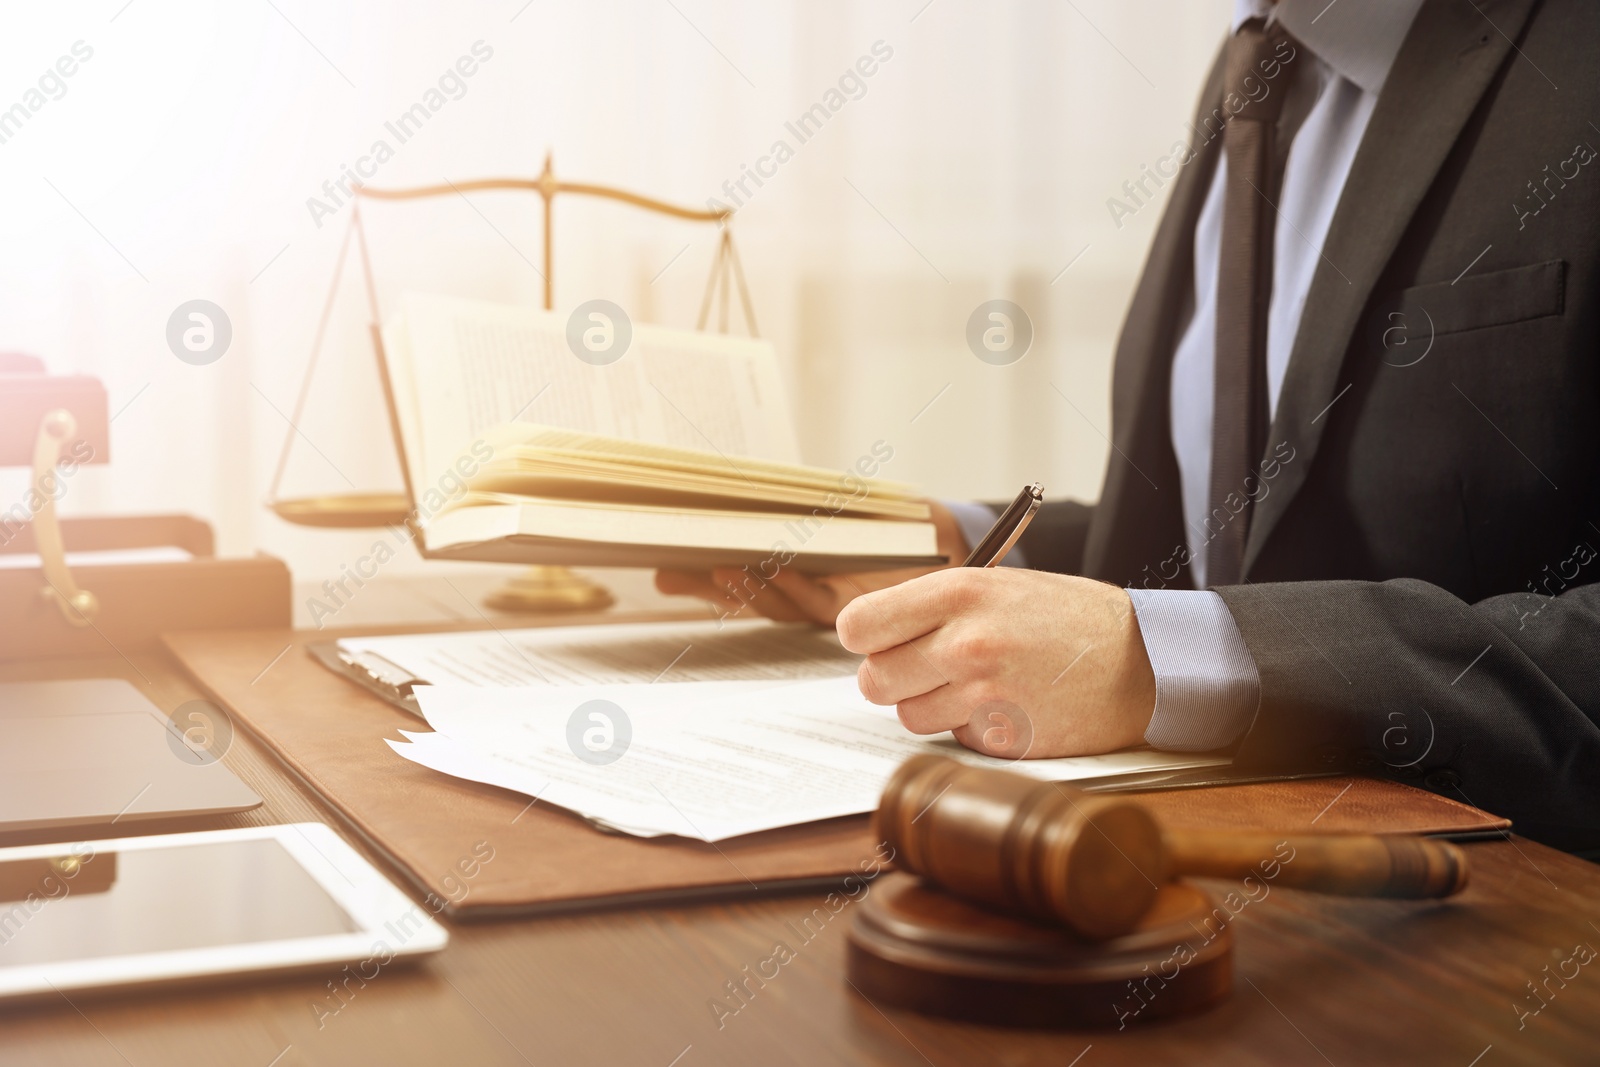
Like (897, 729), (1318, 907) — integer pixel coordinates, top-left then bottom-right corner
(468, 424), (929, 519)
(388, 675), (1229, 842)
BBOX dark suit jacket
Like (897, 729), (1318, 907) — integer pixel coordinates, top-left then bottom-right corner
(1017, 0), (1600, 849)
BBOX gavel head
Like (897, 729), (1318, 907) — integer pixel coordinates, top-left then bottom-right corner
(875, 754), (1165, 940)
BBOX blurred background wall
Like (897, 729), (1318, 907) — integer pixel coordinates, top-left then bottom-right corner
(0, 0), (1229, 581)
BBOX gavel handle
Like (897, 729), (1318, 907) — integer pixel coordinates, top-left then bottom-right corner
(1163, 830), (1469, 899)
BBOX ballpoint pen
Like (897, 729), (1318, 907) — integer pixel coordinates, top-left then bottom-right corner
(961, 482), (1044, 567)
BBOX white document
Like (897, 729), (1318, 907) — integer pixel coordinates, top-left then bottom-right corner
(388, 676), (1230, 842)
(338, 618), (860, 688)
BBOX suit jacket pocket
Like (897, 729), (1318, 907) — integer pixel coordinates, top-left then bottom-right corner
(1395, 259), (1568, 337)
(1378, 259), (1566, 343)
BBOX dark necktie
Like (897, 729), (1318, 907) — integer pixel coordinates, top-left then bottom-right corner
(1207, 19), (1295, 586)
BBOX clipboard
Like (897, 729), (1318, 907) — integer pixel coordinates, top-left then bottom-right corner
(307, 636), (1339, 794)
(163, 622), (1511, 920)
(306, 641), (425, 719)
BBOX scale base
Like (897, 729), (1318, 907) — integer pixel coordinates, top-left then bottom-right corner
(483, 565), (614, 614)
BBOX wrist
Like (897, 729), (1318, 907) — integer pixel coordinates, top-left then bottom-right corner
(1112, 587), (1157, 742)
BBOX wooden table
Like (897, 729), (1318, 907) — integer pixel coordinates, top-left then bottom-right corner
(2, 642), (1597, 1066)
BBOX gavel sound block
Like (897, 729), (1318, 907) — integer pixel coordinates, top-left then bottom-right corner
(846, 755), (1470, 1028)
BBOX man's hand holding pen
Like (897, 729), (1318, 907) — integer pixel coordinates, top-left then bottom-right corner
(657, 486), (1158, 759)
(837, 568), (1156, 759)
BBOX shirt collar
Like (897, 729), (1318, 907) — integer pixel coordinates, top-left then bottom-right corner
(1230, 0), (1426, 95)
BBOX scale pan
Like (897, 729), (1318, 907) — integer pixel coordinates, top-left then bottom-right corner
(270, 493), (412, 528)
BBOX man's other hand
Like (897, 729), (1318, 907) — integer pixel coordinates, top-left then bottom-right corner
(835, 568), (1157, 759)
(654, 500), (968, 627)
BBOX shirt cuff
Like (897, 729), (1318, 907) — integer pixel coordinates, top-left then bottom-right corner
(940, 500), (1029, 568)
(1127, 588), (1260, 751)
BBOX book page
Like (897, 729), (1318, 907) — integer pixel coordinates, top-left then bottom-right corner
(480, 424), (918, 495)
(458, 425), (927, 521)
(379, 310), (428, 502)
(397, 293), (800, 491)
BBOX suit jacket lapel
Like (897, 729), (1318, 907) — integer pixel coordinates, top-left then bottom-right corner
(1243, 0), (1539, 573)
(1082, 49), (1226, 585)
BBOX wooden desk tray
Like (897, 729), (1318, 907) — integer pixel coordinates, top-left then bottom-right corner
(0, 515), (289, 661)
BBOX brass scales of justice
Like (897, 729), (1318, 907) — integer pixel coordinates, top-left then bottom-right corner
(265, 152), (759, 613)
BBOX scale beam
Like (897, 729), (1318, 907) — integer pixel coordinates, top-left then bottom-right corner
(355, 152), (735, 311)
(267, 150), (758, 564)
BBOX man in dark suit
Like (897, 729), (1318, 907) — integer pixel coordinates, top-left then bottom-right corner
(660, 0), (1600, 850)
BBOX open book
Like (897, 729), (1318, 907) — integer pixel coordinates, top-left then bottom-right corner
(378, 293), (942, 572)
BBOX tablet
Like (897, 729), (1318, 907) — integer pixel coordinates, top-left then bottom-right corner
(0, 823), (448, 1004)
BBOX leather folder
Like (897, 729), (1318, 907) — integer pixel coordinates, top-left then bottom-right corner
(163, 620), (1510, 920)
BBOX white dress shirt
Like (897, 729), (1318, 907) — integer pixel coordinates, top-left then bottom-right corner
(952, 0), (1426, 751)
(1173, 0), (1422, 588)
(1136, 0), (1426, 750)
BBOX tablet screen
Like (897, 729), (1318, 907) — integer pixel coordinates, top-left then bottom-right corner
(0, 838), (359, 968)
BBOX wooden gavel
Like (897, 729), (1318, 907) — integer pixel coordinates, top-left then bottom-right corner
(876, 755), (1469, 940)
